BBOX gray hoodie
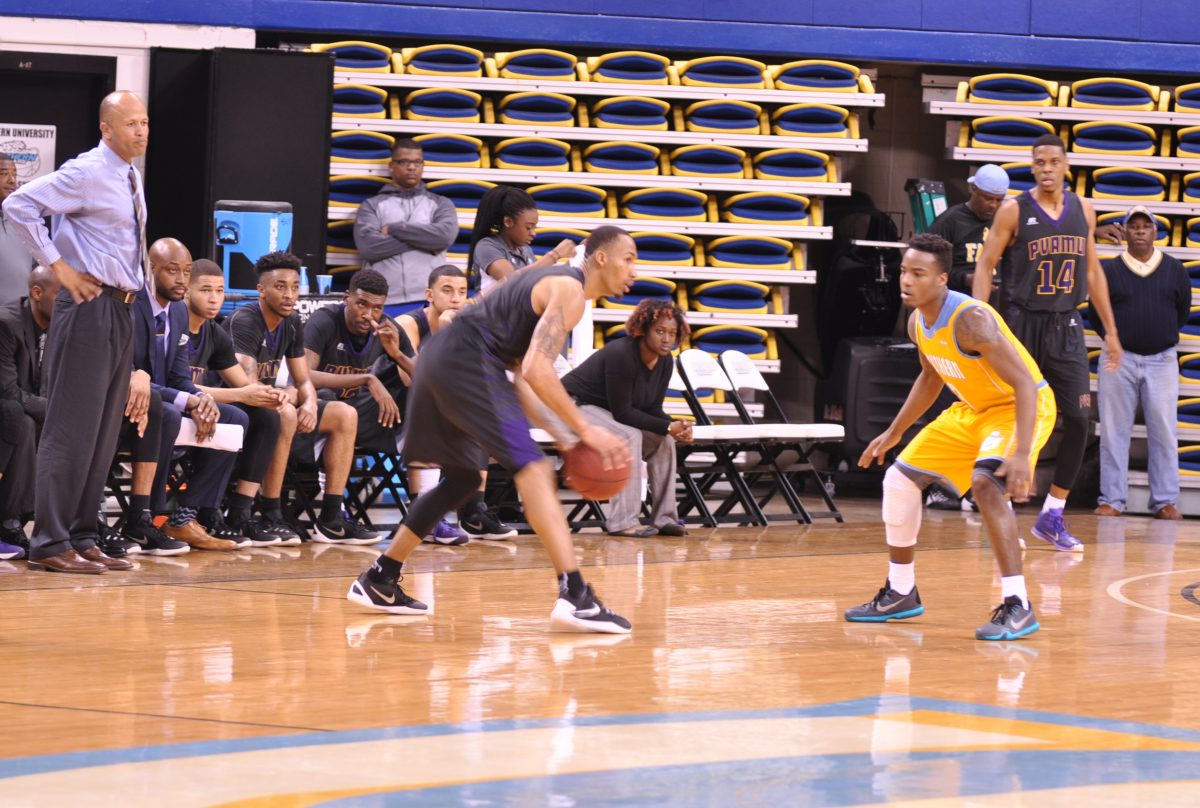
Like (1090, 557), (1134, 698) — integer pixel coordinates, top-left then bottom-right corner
(352, 182), (458, 305)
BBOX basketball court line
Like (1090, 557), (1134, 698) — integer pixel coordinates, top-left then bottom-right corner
(1106, 567), (1200, 622)
(0, 699), (329, 734)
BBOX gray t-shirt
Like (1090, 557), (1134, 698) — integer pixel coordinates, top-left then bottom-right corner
(471, 234), (535, 293)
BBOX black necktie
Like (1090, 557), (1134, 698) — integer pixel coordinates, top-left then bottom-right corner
(154, 311), (167, 386)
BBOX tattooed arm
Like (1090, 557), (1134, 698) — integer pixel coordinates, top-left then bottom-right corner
(521, 275), (630, 468)
(956, 305), (1038, 500)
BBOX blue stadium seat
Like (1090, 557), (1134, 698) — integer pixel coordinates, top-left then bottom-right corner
(707, 236), (797, 269)
(691, 281), (771, 314)
(599, 277), (677, 309)
(403, 88), (481, 122)
(493, 137), (571, 171)
(413, 134), (485, 168)
(329, 175), (390, 208)
(771, 103), (852, 138)
(752, 148), (831, 181)
(1180, 445), (1200, 476)
(965, 73), (1058, 106)
(446, 227), (472, 261)
(426, 179), (496, 212)
(722, 192), (812, 226)
(669, 145), (746, 178)
(591, 96), (670, 129)
(583, 142), (661, 175)
(1181, 306), (1200, 343)
(621, 188), (709, 221)
(332, 84), (388, 118)
(1071, 121), (1157, 155)
(492, 49), (577, 81)
(969, 116), (1056, 150)
(1178, 399), (1200, 429)
(586, 51), (670, 84)
(691, 324), (772, 359)
(1070, 77), (1161, 110)
(1184, 260), (1200, 289)
(399, 44), (484, 76)
(1090, 167), (1167, 201)
(1176, 83), (1200, 113)
(673, 56), (767, 88)
(769, 60), (861, 92)
(330, 131), (394, 163)
(310, 41), (392, 73)
(327, 220), (356, 253)
(1176, 126), (1200, 158)
(498, 92), (576, 126)
(683, 99), (762, 134)
(528, 184), (607, 217)
(1181, 352), (1200, 383)
(1183, 172), (1200, 203)
(1187, 218), (1200, 248)
(632, 232), (695, 265)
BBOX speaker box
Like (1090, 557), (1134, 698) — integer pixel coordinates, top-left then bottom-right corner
(145, 47), (333, 280)
(820, 337), (953, 462)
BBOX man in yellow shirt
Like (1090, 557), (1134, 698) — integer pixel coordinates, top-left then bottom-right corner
(845, 233), (1056, 640)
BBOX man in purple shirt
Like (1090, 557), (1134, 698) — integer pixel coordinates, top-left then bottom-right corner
(0, 91), (152, 574)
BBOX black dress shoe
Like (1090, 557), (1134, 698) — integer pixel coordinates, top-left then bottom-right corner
(27, 549), (106, 574)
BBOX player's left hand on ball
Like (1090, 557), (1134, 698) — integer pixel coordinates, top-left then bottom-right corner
(996, 454), (1032, 502)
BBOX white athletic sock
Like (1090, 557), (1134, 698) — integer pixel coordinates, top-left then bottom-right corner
(889, 561), (915, 595)
(1001, 574), (1029, 609)
(1041, 494), (1066, 514)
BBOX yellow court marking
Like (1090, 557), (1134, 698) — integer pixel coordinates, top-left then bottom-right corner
(878, 710), (1200, 752)
(1106, 567), (1200, 623)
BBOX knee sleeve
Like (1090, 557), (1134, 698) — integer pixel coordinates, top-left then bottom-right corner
(882, 465), (922, 548)
(403, 467), (482, 537)
(1053, 415), (1089, 491)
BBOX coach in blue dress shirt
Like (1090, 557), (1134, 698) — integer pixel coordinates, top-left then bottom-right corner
(0, 91), (152, 573)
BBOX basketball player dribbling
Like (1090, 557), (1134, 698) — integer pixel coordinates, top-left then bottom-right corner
(972, 134), (1123, 552)
(347, 226), (638, 634)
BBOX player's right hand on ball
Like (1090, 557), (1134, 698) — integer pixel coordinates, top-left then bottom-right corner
(858, 431), (899, 468)
(579, 425), (630, 471)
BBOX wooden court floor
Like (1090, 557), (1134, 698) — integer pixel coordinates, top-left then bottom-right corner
(1, 499), (1199, 805)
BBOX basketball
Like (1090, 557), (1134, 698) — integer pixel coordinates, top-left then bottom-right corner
(561, 443), (631, 500)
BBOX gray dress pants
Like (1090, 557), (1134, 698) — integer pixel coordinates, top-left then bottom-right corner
(578, 404), (677, 532)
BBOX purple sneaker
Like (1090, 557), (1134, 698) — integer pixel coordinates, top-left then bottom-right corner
(1031, 508), (1083, 553)
(421, 519), (469, 546)
(0, 537), (24, 560)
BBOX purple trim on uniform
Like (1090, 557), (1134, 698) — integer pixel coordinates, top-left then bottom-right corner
(1023, 189), (1071, 229)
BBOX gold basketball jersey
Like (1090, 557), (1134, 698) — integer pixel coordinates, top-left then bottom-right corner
(914, 290), (1045, 412)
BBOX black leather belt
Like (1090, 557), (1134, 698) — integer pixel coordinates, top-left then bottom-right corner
(101, 285), (137, 304)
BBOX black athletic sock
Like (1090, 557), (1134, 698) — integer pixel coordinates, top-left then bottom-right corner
(227, 493), (254, 515)
(320, 494), (342, 522)
(563, 570), (587, 599)
(260, 496), (282, 520)
(367, 554), (402, 584)
(197, 507), (222, 528)
(129, 494), (151, 519)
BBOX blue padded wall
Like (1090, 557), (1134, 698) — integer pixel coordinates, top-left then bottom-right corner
(1, 0), (1199, 73)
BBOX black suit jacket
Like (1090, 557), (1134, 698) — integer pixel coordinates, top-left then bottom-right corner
(132, 289), (198, 405)
(0, 297), (46, 424)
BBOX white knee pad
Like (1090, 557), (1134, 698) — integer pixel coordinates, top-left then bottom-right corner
(882, 465), (922, 548)
(413, 466), (441, 494)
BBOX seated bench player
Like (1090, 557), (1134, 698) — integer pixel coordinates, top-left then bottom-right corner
(224, 251), (380, 544)
(183, 258), (308, 546)
(396, 264), (517, 543)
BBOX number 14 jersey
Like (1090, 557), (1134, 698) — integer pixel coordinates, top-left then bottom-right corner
(1001, 190), (1089, 313)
